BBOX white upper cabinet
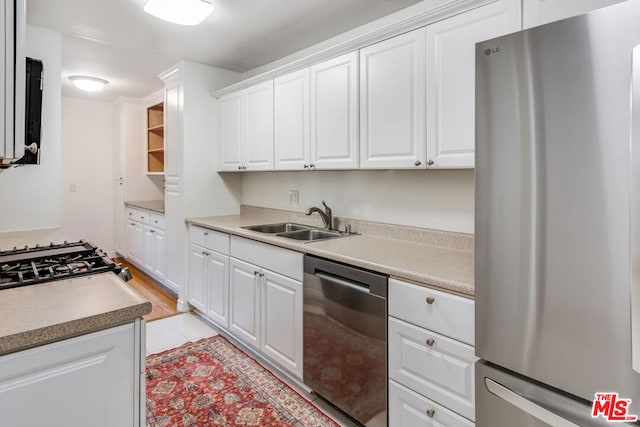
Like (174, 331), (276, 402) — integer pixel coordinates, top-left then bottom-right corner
(244, 81), (274, 170)
(426, 0), (521, 169)
(275, 53), (359, 170)
(218, 81), (274, 171)
(523, 0), (625, 28)
(218, 91), (243, 171)
(310, 52), (359, 169)
(274, 69), (310, 170)
(360, 28), (426, 169)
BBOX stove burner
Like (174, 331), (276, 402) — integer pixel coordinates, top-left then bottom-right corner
(0, 240), (126, 290)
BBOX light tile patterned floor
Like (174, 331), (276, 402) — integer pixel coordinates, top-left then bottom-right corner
(145, 312), (363, 427)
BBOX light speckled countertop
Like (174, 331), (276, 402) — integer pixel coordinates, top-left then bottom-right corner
(125, 200), (165, 213)
(0, 273), (151, 355)
(0, 229), (151, 355)
(187, 208), (474, 297)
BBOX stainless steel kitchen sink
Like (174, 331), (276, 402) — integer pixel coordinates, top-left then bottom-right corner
(276, 228), (345, 242)
(242, 223), (311, 233)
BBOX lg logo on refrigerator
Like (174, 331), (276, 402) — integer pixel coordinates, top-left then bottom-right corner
(591, 393), (638, 422)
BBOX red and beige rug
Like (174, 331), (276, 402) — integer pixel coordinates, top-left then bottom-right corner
(145, 335), (339, 427)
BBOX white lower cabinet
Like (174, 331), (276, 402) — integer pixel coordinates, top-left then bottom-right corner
(187, 228), (230, 329)
(389, 278), (477, 426)
(229, 257), (261, 347)
(0, 321), (145, 427)
(390, 380), (474, 427)
(261, 269), (303, 378)
(127, 219), (144, 265)
(125, 206), (167, 285)
(188, 232), (304, 379)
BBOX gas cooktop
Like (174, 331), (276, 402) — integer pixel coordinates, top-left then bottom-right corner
(0, 240), (130, 290)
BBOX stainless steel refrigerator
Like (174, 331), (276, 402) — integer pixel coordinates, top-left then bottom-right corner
(475, 1), (640, 425)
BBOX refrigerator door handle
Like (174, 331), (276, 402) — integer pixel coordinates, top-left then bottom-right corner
(631, 45), (640, 375)
(485, 378), (581, 427)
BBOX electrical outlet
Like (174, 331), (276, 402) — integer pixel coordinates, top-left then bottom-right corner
(288, 190), (299, 206)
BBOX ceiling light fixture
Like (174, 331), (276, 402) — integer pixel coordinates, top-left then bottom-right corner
(69, 76), (109, 92)
(144, 0), (214, 26)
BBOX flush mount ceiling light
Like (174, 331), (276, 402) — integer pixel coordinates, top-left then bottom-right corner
(69, 76), (109, 92)
(144, 0), (214, 26)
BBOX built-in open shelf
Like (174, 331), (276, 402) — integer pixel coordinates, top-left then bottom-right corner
(147, 102), (164, 174)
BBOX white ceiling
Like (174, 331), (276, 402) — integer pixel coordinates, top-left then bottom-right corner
(27, 0), (422, 101)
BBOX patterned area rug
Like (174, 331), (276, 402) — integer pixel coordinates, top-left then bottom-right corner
(146, 335), (338, 427)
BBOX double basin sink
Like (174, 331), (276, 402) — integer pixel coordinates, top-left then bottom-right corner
(242, 223), (348, 242)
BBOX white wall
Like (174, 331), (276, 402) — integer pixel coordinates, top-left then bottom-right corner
(61, 97), (115, 251)
(241, 169), (475, 233)
(0, 26), (62, 232)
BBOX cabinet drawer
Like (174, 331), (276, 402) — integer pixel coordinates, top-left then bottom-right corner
(389, 278), (474, 345)
(389, 317), (477, 420)
(389, 380), (474, 427)
(230, 236), (303, 281)
(189, 225), (229, 254)
(125, 207), (137, 221)
(136, 209), (150, 225)
(150, 212), (165, 229)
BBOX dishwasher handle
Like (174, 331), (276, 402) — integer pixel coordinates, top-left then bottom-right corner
(315, 271), (374, 295)
(304, 255), (387, 298)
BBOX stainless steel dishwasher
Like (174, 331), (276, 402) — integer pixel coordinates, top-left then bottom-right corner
(303, 255), (388, 426)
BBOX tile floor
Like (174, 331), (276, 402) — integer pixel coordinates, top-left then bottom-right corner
(145, 312), (364, 427)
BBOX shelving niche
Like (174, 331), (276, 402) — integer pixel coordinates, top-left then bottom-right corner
(147, 102), (165, 174)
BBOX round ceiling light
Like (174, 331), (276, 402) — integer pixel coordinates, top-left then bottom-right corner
(144, 0), (214, 26)
(69, 76), (109, 92)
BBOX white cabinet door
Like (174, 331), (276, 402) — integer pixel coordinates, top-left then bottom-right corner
(164, 81), (181, 179)
(218, 91), (243, 171)
(164, 181), (181, 294)
(142, 225), (155, 271)
(153, 228), (166, 281)
(523, 0), (625, 28)
(127, 220), (144, 265)
(0, 324), (140, 427)
(244, 80), (274, 171)
(188, 244), (207, 312)
(206, 250), (229, 328)
(229, 258), (261, 349)
(426, 0), (520, 169)
(310, 52), (359, 170)
(274, 69), (310, 170)
(389, 380), (475, 427)
(360, 28), (426, 169)
(261, 270), (303, 378)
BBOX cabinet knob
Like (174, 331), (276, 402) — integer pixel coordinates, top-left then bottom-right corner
(426, 338), (435, 347)
(254, 271), (259, 276)
(415, 160), (422, 166)
(310, 164), (316, 169)
(150, 230), (155, 233)
(204, 232), (209, 236)
(427, 159), (434, 166)
(303, 164), (309, 169)
(426, 409), (436, 418)
(426, 296), (435, 305)
(238, 166), (242, 170)
(130, 222), (135, 226)
(154, 220), (158, 224)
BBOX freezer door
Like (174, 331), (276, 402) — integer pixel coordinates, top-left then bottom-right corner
(476, 362), (635, 427)
(475, 0), (640, 413)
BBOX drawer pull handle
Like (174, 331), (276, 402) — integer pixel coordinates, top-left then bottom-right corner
(426, 338), (435, 347)
(426, 409), (435, 418)
(426, 296), (435, 305)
